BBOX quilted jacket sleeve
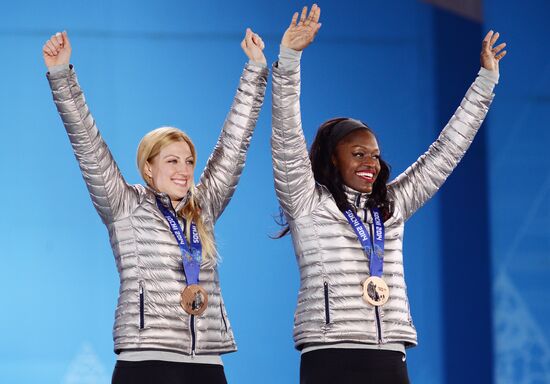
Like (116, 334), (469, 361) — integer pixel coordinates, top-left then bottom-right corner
(196, 63), (268, 223)
(271, 63), (318, 220)
(389, 68), (498, 221)
(47, 66), (138, 225)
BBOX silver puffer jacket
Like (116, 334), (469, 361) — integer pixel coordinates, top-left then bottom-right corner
(48, 63), (268, 355)
(271, 63), (496, 349)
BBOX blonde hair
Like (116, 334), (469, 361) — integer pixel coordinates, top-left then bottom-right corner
(137, 127), (217, 262)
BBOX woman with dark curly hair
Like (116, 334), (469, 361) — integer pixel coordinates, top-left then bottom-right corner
(309, 117), (392, 217)
(271, 4), (506, 383)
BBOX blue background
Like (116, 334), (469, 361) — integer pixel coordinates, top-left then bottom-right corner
(0, 1), (549, 383)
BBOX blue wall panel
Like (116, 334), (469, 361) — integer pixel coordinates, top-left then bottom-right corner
(485, 1), (550, 383)
(1, 1), (548, 383)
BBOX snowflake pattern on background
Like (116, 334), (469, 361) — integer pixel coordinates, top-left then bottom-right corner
(63, 343), (109, 384)
(494, 273), (550, 384)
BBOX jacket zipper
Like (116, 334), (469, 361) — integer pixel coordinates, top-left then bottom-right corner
(323, 281), (330, 324)
(173, 209), (196, 356)
(375, 306), (383, 343)
(190, 314), (196, 357)
(139, 282), (145, 329)
(364, 208), (383, 343)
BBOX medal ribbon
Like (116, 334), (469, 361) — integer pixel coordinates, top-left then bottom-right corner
(342, 207), (385, 277)
(156, 198), (202, 285)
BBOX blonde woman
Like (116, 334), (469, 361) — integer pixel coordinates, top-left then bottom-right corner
(43, 29), (267, 383)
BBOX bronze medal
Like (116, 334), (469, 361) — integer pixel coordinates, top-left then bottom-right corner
(180, 284), (208, 316)
(362, 276), (389, 306)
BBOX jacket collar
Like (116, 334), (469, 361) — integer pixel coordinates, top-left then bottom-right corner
(343, 184), (370, 210)
(146, 185), (191, 212)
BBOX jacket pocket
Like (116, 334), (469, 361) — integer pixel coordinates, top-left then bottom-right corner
(323, 281), (331, 324)
(139, 281), (145, 329)
(220, 302), (228, 333)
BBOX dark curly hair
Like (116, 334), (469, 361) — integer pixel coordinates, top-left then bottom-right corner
(275, 117), (392, 238)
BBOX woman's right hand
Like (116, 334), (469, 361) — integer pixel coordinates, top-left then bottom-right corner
(281, 4), (321, 51)
(241, 28), (267, 65)
(43, 31), (72, 68)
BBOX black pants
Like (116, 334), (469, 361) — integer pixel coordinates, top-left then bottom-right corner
(112, 360), (228, 384)
(300, 349), (410, 384)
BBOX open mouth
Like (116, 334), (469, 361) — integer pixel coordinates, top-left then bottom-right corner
(172, 178), (188, 187)
(355, 170), (376, 183)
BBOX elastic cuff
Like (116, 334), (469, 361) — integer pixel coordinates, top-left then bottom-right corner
(48, 64), (70, 75)
(248, 60), (267, 68)
(478, 67), (499, 84)
(278, 45), (302, 71)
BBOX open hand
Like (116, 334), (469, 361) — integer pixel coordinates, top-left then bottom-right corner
(43, 31), (72, 68)
(282, 4), (321, 51)
(481, 30), (507, 73)
(241, 28), (266, 65)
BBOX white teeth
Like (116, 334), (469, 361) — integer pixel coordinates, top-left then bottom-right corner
(357, 172), (374, 178)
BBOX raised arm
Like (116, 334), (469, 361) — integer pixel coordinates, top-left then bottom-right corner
(272, 4), (322, 220)
(44, 31), (138, 225)
(196, 28), (268, 222)
(389, 31), (507, 220)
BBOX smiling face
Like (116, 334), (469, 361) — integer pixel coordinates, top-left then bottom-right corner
(332, 129), (381, 194)
(145, 140), (195, 204)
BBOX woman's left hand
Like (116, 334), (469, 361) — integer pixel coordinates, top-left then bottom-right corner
(43, 31), (72, 68)
(241, 28), (266, 65)
(481, 30), (507, 73)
